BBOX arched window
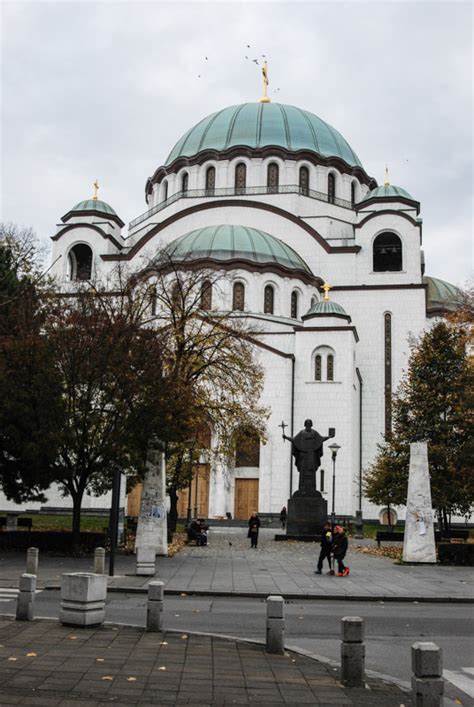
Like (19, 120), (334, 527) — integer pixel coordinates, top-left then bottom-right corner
(267, 162), (279, 192)
(327, 354), (334, 381)
(328, 173), (336, 204)
(235, 162), (247, 194)
(315, 354), (322, 381)
(373, 233), (403, 272)
(264, 285), (274, 314)
(205, 166), (215, 195)
(235, 428), (260, 467)
(150, 286), (157, 316)
(69, 244), (93, 281)
(351, 181), (357, 207)
(299, 166), (310, 195)
(311, 295), (318, 307)
(290, 290), (299, 319)
(181, 172), (189, 193)
(200, 280), (212, 310)
(162, 180), (168, 202)
(232, 282), (245, 311)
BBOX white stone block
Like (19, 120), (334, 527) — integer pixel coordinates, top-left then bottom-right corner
(136, 546), (156, 576)
(266, 595), (284, 619)
(412, 642), (442, 678)
(19, 573), (37, 593)
(403, 443), (437, 563)
(341, 616), (364, 643)
(60, 573), (107, 627)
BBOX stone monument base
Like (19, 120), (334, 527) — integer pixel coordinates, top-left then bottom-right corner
(286, 494), (328, 536)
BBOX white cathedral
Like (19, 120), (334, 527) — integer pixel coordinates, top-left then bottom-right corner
(4, 83), (461, 523)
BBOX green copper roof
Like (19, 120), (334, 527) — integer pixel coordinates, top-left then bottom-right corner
(71, 199), (117, 216)
(303, 299), (350, 319)
(165, 103), (362, 168)
(423, 276), (462, 312)
(165, 225), (312, 274)
(363, 184), (415, 201)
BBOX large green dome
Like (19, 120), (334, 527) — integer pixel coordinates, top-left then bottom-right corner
(423, 276), (462, 314)
(164, 224), (312, 276)
(165, 103), (362, 168)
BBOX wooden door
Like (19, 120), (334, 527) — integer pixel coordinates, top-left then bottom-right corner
(127, 483), (143, 517)
(234, 479), (259, 520)
(177, 465), (210, 518)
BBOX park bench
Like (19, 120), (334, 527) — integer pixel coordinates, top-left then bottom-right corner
(376, 529), (469, 547)
(0, 517), (33, 530)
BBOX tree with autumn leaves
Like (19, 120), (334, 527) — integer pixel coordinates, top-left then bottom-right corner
(364, 313), (474, 533)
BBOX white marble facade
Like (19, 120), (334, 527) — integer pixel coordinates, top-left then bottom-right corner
(1, 100), (458, 521)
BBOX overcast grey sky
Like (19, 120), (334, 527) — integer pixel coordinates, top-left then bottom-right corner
(1, 0), (472, 285)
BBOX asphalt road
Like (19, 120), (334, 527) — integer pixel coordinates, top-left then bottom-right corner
(1, 590), (473, 704)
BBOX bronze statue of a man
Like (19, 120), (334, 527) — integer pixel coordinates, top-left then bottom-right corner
(283, 419), (335, 496)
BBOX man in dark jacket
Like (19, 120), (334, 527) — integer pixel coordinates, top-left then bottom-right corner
(315, 521), (333, 575)
(247, 512), (261, 548)
(332, 525), (350, 576)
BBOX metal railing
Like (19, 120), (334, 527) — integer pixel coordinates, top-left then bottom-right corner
(129, 184), (353, 230)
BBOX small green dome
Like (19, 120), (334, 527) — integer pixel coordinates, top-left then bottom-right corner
(165, 224), (312, 275)
(303, 299), (350, 321)
(165, 102), (362, 168)
(423, 276), (462, 314)
(71, 199), (117, 216)
(362, 184), (415, 201)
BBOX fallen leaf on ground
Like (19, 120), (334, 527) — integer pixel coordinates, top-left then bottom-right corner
(68, 636), (77, 640)
(26, 652), (37, 657)
(7, 657), (17, 662)
(180, 592), (187, 597)
(101, 675), (113, 681)
(193, 609), (200, 613)
(160, 641), (168, 645)
(127, 677), (137, 682)
(158, 666), (166, 671)
(174, 614), (180, 617)
(96, 658), (104, 662)
(181, 634), (188, 639)
(298, 616), (304, 620)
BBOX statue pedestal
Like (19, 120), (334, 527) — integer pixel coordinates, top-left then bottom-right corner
(286, 494), (328, 537)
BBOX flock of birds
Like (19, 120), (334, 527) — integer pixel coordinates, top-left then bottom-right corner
(196, 44), (281, 95)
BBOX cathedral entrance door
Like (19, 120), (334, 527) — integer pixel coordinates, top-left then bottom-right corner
(176, 465), (210, 518)
(234, 478), (259, 519)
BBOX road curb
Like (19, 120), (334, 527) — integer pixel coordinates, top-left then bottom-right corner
(41, 584), (474, 603)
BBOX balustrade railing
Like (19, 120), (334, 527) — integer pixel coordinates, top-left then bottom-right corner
(129, 184), (353, 230)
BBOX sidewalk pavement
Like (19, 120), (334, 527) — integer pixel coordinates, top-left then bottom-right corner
(0, 615), (413, 706)
(0, 528), (472, 602)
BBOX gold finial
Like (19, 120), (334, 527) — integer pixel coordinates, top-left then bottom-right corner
(322, 282), (332, 302)
(259, 61), (271, 103)
(384, 164), (390, 187)
(92, 179), (99, 201)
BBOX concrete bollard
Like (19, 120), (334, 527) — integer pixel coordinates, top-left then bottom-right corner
(136, 546), (156, 576)
(411, 642), (444, 707)
(6, 513), (18, 531)
(147, 580), (164, 631)
(26, 547), (39, 575)
(16, 573), (36, 621)
(94, 547), (105, 574)
(341, 616), (365, 687)
(266, 595), (285, 654)
(59, 573), (107, 627)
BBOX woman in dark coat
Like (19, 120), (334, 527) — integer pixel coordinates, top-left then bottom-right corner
(247, 512), (261, 548)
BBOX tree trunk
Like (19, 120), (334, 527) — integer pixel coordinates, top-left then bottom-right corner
(71, 488), (85, 554)
(168, 485), (178, 534)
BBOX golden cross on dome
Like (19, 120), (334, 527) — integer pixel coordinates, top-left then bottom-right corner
(322, 282), (332, 302)
(92, 179), (99, 201)
(384, 164), (390, 186)
(259, 61), (271, 103)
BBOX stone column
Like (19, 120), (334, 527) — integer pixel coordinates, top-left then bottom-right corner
(341, 616), (365, 687)
(59, 573), (107, 627)
(26, 548), (39, 575)
(135, 437), (168, 556)
(412, 642), (444, 706)
(403, 442), (436, 563)
(147, 580), (164, 631)
(266, 595), (285, 654)
(16, 574), (36, 621)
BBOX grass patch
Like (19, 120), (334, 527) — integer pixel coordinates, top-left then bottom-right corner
(9, 514), (108, 533)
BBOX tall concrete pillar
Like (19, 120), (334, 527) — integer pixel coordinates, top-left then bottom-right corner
(403, 442), (436, 564)
(135, 437), (168, 556)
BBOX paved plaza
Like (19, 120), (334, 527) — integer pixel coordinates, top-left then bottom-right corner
(0, 528), (472, 602)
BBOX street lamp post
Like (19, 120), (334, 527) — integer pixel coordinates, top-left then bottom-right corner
(108, 467), (122, 577)
(328, 442), (341, 530)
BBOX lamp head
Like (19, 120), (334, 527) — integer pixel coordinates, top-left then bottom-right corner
(328, 442), (341, 459)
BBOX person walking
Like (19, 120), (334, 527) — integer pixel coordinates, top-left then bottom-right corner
(279, 506), (287, 530)
(315, 520), (333, 575)
(332, 525), (350, 576)
(247, 511), (261, 548)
